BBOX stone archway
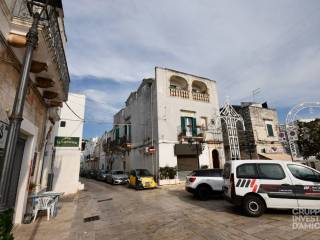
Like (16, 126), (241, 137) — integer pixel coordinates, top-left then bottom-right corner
(212, 149), (220, 168)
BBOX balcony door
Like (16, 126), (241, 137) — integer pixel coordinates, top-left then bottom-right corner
(212, 149), (220, 169)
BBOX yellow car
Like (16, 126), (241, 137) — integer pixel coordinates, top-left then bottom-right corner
(129, 169), (157, 190)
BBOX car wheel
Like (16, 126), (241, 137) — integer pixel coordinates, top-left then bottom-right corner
(242, 195), (265, 217)
(135, 182), (143, 190)
(196, 185), (211, 201)
(111, 179), (114, 185)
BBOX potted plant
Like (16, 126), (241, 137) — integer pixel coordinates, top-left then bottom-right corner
(159, 166), (178, 185)
(0, 209), (14, 240)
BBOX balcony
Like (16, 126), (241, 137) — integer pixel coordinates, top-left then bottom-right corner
(177, 126), (204, 142)
(9, 0), (70, 102)
(106, 135), (132, 153)
(192, 92), (209, 102)
(177, 126), (223, 143)
(170, 88), (189, 99)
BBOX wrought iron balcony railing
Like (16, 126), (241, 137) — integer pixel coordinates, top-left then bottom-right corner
(12, 0), (70, 98)
(177, 126), (223, 143)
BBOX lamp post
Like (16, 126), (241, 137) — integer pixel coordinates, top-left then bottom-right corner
(0, 0), (56, 212)
(188, 138), (204, 169)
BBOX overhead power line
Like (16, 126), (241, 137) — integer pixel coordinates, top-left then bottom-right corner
(65, 102), (84, 121)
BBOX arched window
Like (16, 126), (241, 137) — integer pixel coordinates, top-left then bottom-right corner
(192, 80), (207, 94)
(169, 75), (188, 91)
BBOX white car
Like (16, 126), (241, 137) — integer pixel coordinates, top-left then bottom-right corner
(185, 169), (224, 200)
(223, 160), (320, 217)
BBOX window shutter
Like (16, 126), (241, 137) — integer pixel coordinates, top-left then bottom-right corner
(115, 127), (120, 144)
(128, 125), (132, 141)
(192, 118), (197, 136)
(267, 124), (274, 137)
(181, 117), (186, 133)
(124, 125), (127, 138)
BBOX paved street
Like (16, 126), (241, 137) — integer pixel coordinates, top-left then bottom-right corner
(14, 179), (320, 240)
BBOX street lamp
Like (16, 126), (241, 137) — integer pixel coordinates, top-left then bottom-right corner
(0, 0), (60, 212)
(188, 138), (204, 169)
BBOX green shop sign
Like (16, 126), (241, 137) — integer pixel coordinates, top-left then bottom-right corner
(54, 137), (80, 147)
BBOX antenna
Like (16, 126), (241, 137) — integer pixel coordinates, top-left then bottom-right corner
(252, 88), (261, 102)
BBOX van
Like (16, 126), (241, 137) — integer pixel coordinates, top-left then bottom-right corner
(223, 160), (320, 217)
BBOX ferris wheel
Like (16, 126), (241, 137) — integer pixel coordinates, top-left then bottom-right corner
(285, 101), (320, 159)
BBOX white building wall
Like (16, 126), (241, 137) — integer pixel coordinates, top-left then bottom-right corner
(52, 93), (85, 194)
(114, 67), (224, 178)
(155, 67), (224, 171)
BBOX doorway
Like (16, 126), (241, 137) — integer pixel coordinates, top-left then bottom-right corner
(212, 149), (220, 169)
(8, 137), (26, 208)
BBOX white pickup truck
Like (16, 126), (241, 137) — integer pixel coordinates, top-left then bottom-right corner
(185, 169), (224, 200)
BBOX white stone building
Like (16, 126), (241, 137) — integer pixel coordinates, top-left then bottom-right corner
(0, 0), (70, 223)
(82, 137), (98, 170)
(51, 93), (85, 194)
(109, 67), (225, 179)
(223, 102), (290, 161)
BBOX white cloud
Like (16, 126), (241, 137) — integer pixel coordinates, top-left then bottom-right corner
(64, 0), (320, 109)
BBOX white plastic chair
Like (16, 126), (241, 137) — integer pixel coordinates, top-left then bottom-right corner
(32, 196), (55, 222)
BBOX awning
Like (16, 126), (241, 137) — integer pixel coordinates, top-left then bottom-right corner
(174, 144), (202, 156)
(258, 153), (292, 161)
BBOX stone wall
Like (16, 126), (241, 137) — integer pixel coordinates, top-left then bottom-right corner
(0, 37), (47, 181)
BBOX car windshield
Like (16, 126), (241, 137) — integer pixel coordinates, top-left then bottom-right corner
(136, 169), (152, 176)
(112, 171), (124, 175)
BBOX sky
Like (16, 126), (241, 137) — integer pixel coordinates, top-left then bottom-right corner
(63, 0), (320, 139)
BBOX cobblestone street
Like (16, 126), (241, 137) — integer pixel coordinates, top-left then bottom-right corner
(14, 179), (320, 240)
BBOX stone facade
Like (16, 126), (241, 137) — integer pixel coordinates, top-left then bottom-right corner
(223, 102), (286, 160)
(0, 0), (70, 224)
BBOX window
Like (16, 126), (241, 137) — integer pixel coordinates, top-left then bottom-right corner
(209, 169), (223, 177)
(288, 164), (320, 182)
(181, 117), (197, 137)
(237, 164), (258, 178)
(115, 127), (120, 144)
(136, 169), (152, 176)
(266, 123), (274, 137)
(200, 117), (207, 130)
(257, 164), (285, 180)
(60, 121), (66, 127)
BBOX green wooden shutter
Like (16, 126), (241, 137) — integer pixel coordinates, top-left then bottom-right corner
(266, 124), (274, 137)
(124, 125), (127, 139)
(181, 117), (186, 134)
(128, 125), (132, 141)
(192, 118), (197, 136)
(115, 127), (120, 144)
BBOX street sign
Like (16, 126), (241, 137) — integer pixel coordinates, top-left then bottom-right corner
(145, 146), (156, 154)
(54, 136), (80, 147)
(0, 121), (9, 149)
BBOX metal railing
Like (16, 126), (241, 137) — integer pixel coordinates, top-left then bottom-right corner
(12, 0), (70, 97)
(177, 126), (223, 143)
(192, 92), (209, 102)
